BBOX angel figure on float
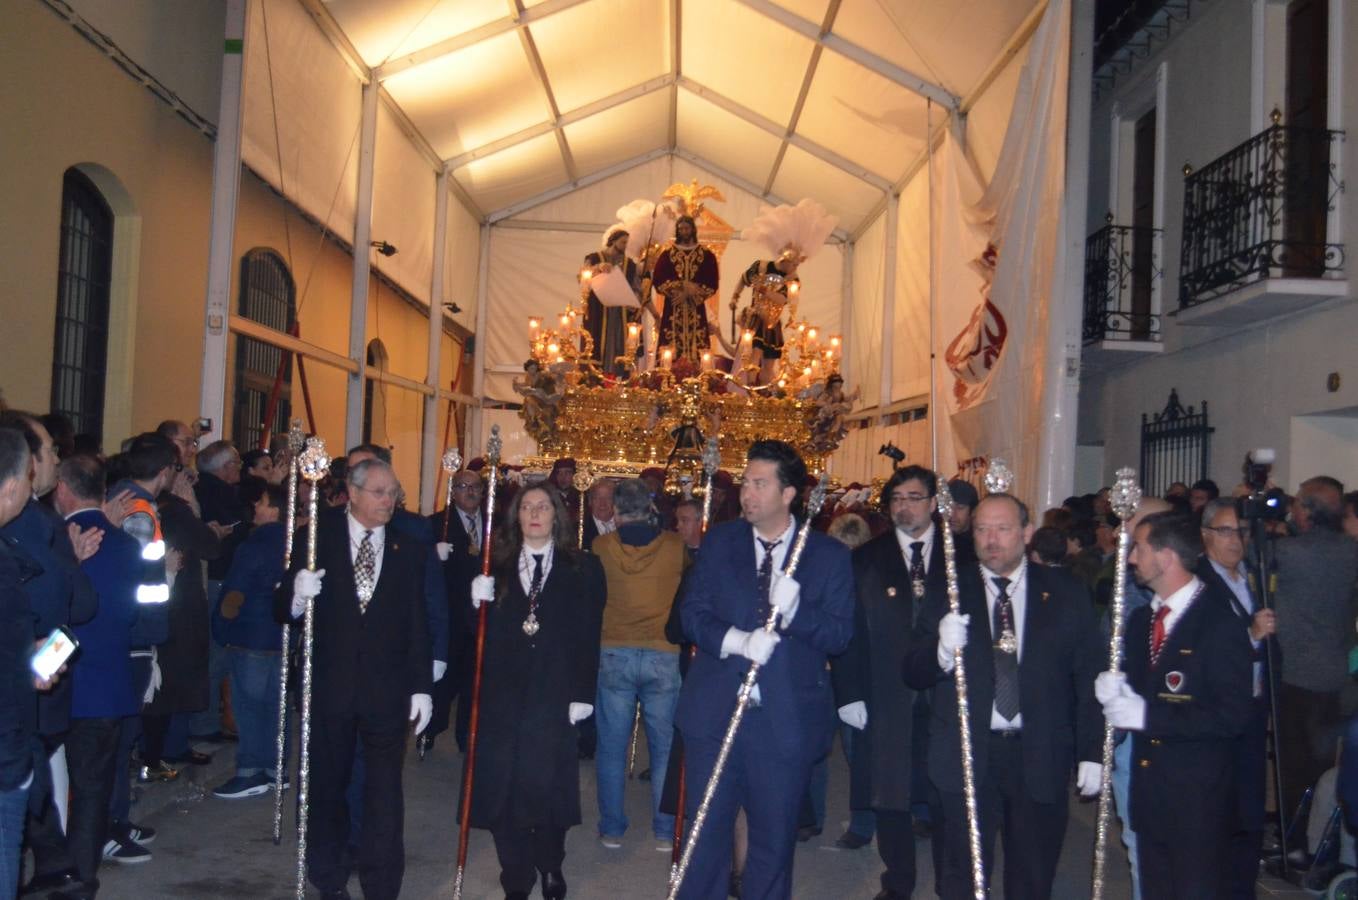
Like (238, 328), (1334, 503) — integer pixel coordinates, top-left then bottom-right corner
(513, 358), (565, 443)
(800, 372), (859, 452)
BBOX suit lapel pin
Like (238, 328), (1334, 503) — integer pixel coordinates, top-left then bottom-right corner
(1041, 591), (1050, 603)
(1165, 671), (1185, 693)
(886, 586), (897, 598)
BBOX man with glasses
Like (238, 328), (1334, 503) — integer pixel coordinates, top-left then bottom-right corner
(279, 458), (432, 900)
(426, 469), (486, 754)
(833, 466), (967, 898)
(1198, 497), (1274, 897)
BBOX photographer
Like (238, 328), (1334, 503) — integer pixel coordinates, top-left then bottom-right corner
(1272, 476), (1358, 859)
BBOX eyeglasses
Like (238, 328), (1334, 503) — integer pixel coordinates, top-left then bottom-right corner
(452, 483), (483, 493)
(890, 493), (933, 505)
(1203, 525), (1248, 539)
(520, 503), (553, 516)
(355, 485), (400, 500)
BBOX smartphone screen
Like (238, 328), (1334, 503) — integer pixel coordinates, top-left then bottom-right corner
(31, 627), (78, 680)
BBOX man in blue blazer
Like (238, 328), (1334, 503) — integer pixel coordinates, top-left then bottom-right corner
(674, 440), (854, 900)
(50, 454), (153, 898)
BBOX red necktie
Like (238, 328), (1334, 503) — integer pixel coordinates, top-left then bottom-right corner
(1149, 605), (1171, 665)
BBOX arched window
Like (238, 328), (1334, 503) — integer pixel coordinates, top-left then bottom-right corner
(363, 339), (388, 446)
(232, 250), (296, 452)
(51, 169), (113, 438)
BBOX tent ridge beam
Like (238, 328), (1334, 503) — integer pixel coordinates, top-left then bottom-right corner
(295, 0), (372, 84)
(668, 0), (681, 150)
(487, 147), (670, 223)
(375, 0), (593, 82)
(732, 0), (959, 110)
(678, 76), (891, 192)
(765, 0), (841, 196)
(513, 9), (577, 182)
(446, 74), (675, 170)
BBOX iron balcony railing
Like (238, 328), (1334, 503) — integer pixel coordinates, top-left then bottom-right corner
(1179, 121), (1345, 308)
(1083, 223), (1163, 344)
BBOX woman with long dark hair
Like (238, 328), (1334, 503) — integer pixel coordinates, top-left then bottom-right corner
(463, 483), (605, 900)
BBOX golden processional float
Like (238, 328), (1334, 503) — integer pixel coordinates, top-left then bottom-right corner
(514, 183), (854, 493)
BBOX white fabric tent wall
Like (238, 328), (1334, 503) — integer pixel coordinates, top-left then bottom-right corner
(370, 103), (437, 305)
(241, 0), (361, 250)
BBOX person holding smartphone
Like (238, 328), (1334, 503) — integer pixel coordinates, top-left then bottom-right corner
(0, 426), (66, 896)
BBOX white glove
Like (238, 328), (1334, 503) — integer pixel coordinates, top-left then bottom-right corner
(769, 574), (801, 628)
(838, 701), (868, 730)
(433, 660), (447, 683)
(568, 702), (594, 724)
(143, 649), (162, 704)
(1094, 671), (1126, 705)
(470, 574), (495, 608)
(409, 693), (433, 735)
(291, 568), (325, 617)
(721, 627), (780, 665)
(936, 612), (970, 672)
(1076, 761), (1104, 797)
(1103, 682), (1147, 731)
(435, 542), (452, 562)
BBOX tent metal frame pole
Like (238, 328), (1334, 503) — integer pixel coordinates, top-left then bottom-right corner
(468, 223), (492, 453)
(677, 76), (891, 192)
(732, 0), (959, 109)
(421, 169), (451, 514)
(345, 80), (380, 452)
(198, 0), (250, 445)
(880, 193), (898, 412)
(1035, 0), (1090, 511)
(927, 100), (939, 470)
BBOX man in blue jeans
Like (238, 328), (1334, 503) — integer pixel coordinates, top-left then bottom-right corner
(211, 483), (289, 798)
(591, 479), (688, 848)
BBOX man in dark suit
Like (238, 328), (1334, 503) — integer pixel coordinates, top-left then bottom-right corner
(905, 492), (1104, 900)
(1100, 511), (1253, 899)
(50, 454), (148, 899)
(580, 478), (616, 551)
(673, 440), (854, 900)
(280, 458), (433, 900)
(1198, 497), (1275, 898)
(833, 465), (971, 899)
(426, 467), (486, 754)
(0, 411), (98, 896)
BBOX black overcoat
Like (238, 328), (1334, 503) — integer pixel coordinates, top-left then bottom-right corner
(462, 549), (605, 831)
(145, 493), (220, 715)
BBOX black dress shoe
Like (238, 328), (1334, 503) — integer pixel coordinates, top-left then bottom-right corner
(19, 869), (80, 895)
(541, 869), (567, 899)
(833, 829), (872, 850)
(796, 825), (822, 842)
(50, 881), (99, 900)
(872, 891), (908, 900)
(728, 871), (742, 898)
(505, 893), (529, 900)
(320, 890), (351, 900)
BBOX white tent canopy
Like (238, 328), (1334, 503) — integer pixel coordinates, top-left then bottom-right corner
(183, 0), (1080, 499)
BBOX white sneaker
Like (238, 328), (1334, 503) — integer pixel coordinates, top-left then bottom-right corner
(599, 835), (623, 849)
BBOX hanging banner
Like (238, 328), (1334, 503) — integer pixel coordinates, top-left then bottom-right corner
(932, 0), (1070, 499)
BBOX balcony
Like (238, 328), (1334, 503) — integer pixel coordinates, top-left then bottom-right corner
(1177, 119), (1347, 327)
(1082, 221), (1164, 370)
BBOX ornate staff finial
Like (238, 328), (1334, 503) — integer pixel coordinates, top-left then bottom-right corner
(287, 419), (306, 455)
(485, 424), (502, 468)
(702, 437), (720, 477)
(1111, 467), (1141, 521)
(298, 438), (331, 483)
(936, 476), (955, 517)
(806, 473), (831, 518)
(572, 464), (595, 494)
(442, 447), (463, 474)
(983, 458), (1013, 495)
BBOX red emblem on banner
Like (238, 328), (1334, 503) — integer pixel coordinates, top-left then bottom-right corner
(943, 244), (1007, 409)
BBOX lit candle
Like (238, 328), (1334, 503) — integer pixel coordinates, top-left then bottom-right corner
(830, 335), (841, 348)
(807, 328), (817, 340)
(547, 342), (560, 355)
(797, 323), (806, 333)
(580, 267), (593, 281)
(661, 347), (673, 369)
(628, 323), (640, 338)
(528, 317), (540, 333)
(560, 315), (570, 327)
(742, 330), (754, 343)
(701, 352), (712, 367)
(788, 282), (799, 295)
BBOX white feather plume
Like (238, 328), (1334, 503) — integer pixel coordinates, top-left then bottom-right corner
(614, 199), (680, 262)
(740, 199), (838, 262)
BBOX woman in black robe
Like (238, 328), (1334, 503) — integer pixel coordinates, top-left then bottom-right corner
(463, 483), (605, 900)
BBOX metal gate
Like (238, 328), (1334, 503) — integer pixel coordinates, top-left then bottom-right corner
(1139, 389), (1213, 497)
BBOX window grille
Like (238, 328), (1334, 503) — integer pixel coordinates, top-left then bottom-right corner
(50, 169), (113, 437)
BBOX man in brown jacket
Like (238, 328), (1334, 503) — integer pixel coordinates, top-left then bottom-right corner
(591, 478), (688, 849)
